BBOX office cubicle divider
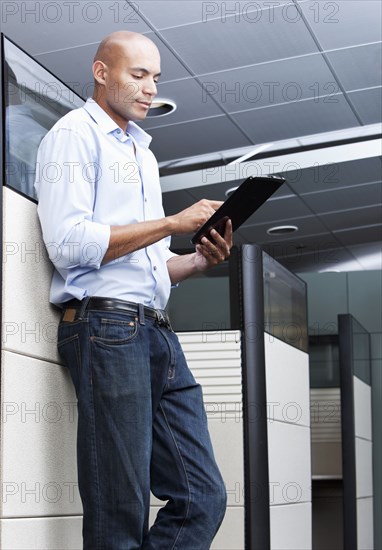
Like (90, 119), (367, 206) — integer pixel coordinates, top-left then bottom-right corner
(230, 244), (311, 550)
(339, 314), (373, 550)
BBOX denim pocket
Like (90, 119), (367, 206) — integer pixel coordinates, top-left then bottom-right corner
(57, 332), (82, 394)
(92, 317), (139, 346)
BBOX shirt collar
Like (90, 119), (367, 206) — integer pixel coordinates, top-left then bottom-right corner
(83, 98), (152, 149)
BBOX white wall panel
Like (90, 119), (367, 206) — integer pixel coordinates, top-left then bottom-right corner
(0, 516), (82, 550)
(2, 187), (60, 364)
(354, 376), (373, 441)
(268, 422), (311, 506)
(1, 350), (81, 518)
(178, 331), (242, 410)
(265, 337), (310, 427)
(270, 502), (312, 550)
(208, 418), (244, 507)
(357, 497), (374, 550)
(355, 438), (373, 499)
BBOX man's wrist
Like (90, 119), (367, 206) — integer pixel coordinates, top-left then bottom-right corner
(165, 214), (179, 236)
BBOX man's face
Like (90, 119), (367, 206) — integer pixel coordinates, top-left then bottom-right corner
(99, 38), (161, 126)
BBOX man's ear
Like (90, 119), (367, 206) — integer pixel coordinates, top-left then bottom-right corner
(93, 60), (107, 86)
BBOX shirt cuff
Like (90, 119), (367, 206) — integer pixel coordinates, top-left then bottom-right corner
(80, 221), (111, 269)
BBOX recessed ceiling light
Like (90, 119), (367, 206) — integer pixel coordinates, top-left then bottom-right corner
(147, 98), (176, 117)
(267, 225), (298, 235)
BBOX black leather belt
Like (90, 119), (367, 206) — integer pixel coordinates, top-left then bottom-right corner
(62, 297), (172, 329)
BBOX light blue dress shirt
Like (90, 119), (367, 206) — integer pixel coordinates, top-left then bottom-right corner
(35, 98), (175, 309)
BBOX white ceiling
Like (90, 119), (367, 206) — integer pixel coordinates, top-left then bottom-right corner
(2, 0), (381, 272)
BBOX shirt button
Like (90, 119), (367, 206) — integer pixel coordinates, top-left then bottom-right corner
(116, 129), (121, 133)
(153, 296), (156, 301)
(144, 197), (147, 202)
(153, 266), (157, 271)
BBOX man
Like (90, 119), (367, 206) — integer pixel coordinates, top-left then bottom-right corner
(35, 31), (232, 549)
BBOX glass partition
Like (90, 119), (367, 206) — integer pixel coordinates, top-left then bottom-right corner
(2, 35), (84, 200)
(262, 250), (308, 352)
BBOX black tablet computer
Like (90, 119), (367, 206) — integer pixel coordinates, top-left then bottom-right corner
(191, 175), (285, 244)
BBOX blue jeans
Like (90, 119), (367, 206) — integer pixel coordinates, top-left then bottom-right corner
(57, 306), (227, 549)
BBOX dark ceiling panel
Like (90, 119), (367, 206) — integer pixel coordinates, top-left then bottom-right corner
(198, 53), (337, 114)
(140, 77), (224, 129)
(347, 88), (382, 126)
(147, 116), (252, 161)
(287, 157), (382, 195)
(1, 1), (151, 55)
(319, 205), (382, 231)
(35, 30), (192, 97)
(334, 225), (382, 246)
(240, 214), (329, 239)
(231, 95), (359, 143)
(326, 43), (382, 92)
(145, 32), (192, 82)
(276, 246), (363, 272)
(302, 182), (382, 214)
(299, 0), (382, 50)
(160, 4), (319, 75)
(137, 0), (290, 29)
(36, 45), (96, 98)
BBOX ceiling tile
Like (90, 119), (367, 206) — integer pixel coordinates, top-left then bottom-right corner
(326, 43), (382, 91)
(35, 30), (191, 97)
(334, 225), (382, 246)
(148, 116), (252, 161)
(270, 245), (362, 273)
(231, 95), (359, 143)
(198, 53), (337, 113)
(140, 78), (224, 129)
(347, 88), (382, 126)
(319, 205), (382, 231)
(160, 4), (319, 75)
(239, 215), (328, 241)
(302, 182), (382, 214)
(286, 157), (382, 195)
(36, 45), (96, 98)
(137, 0), (290, 29)
(299, 0), (382, 50)
(1, 1), (151, 55)
(145, 32), (191, 81)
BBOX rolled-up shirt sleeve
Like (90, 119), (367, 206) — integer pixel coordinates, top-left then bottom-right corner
(35, 127), (110, 270)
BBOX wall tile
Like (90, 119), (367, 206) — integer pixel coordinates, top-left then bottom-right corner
(2, 188), (61, 364)
(355, 438), (373, 499)
(268, 422), (311, 506)
(270, 502), (312, 550)
(0, 516), (82, 550)
(1, 351), (81, 518)
(265, 337), (310, 427)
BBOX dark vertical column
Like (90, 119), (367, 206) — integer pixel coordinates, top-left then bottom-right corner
(233, 244), (270, 550)
(338, 314), (357, 550)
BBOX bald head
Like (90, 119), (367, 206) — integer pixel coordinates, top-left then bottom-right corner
(94, 31), (159, 69)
